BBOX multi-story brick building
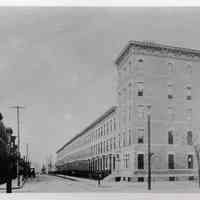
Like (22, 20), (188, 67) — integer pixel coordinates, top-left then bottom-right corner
(114, 41), (197, 182)
(56, 106), (119, 177)
(56, 41), (199, 182)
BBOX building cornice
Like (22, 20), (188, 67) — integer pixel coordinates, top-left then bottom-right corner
(115, 41), (200, 66)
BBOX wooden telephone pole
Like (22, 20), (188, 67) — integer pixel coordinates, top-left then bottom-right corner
(10, 105), (25, 187)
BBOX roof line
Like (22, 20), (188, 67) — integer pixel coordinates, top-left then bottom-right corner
(56, 106), (117, 154)
(115, 40), (200, 65)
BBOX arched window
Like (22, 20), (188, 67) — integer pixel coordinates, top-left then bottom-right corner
(187, 154), (193, 169)
(168, 62), (174, 73)
(168, 130), (173, 144)
(168, 83), (173, 99)
(137, 82), (144, 97)
(187, 131), (193, 145)
(186, 85), (192, 100)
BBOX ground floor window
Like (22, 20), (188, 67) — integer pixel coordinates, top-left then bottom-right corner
(169, 176), (175, 181)
(188, 154), (193, 169)
(168, 154), (174, 169)
(113, 156), (116, 170)
(189, 176), (194, 181)
(138, 177), (144, 182)
(115, 177), (121, 182)
(138, 154), (144, 169)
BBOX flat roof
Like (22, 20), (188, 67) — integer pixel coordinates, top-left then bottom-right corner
(56, 106), (117, 154)
(115, 40), (200, 65)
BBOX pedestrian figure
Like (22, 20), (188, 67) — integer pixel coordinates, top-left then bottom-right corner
(97, 172), (102, 186)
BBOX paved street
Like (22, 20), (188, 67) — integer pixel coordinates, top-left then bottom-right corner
(4, 174), (199, 193)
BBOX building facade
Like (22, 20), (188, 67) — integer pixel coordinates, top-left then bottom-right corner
(56, 41), (200, 182)
(56, 106), (119, 177)
(114, 41), (198, 182)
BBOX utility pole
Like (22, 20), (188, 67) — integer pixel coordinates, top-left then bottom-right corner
(10, 105), (25, 187)
(147, 105), (152, 190)
(26, 143), (29, 162)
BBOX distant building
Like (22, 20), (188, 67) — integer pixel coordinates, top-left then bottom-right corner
(56, 41), (199, 182)
(56, 106), (118, 177)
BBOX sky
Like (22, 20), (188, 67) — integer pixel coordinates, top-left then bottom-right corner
(1, 7), (200, 168)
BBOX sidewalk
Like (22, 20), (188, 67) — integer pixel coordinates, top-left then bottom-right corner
(54, 174), (200, 192)
(0, 176), (25, 191)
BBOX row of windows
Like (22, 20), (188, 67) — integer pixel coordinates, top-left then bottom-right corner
(168, 130), (192, 145)
(91, 137), (117, 155)
(120, 105), (192, 121)
(137, 154), (194, 170)
(119, 82), (192, 100)
(91, 129), (193, 155)
(89, 117), (117, 143)
(119, 58), (192, 82)
(168, 84), (192, 100)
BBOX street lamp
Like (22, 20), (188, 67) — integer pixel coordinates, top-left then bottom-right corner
(147, 105), (152, 190)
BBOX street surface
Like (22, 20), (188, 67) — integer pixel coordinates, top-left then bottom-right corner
(6, 174), (200, 193)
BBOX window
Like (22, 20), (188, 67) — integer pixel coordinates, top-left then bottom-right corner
(168, 130), (174, 144)
(186, 108), (192, 121)
(187, 131), (193, 145)
(113, 137), (116, 150)
(136, 58), (144, 73)
(138, 154), (144, 169)
(188, 155), (193, 169)
(138, 58), (144, 63)
(106, 140), (109, 152)
(105, 157), (108, 169)
(98, 128), (101, 138)
(189, 176), (194, 181)
(123, 132), (126, 147)
(137, 105), (145, 120)
(169, 177), (175, 181)
(124, 153), (129, 168)
(118, 134), (121, 148)
(186, 64), (192, 75)
(103, 124), (106, 136)
(186, 86), (192, 100)
(168, 107), (175, 121)
(110, 138), (113, 151)
(168, 84), (173, 99)
(110, 119), (113, 132)
(137, 128), (144, 144)
(128, 82), (132, 99)
(128, 129), (132, 145)
(168, 154), (174, 169)
(98, 143), (100, 154)
(100, 127), (103, 137)
(113, 118), (116, 130)
(138, 177), (144, 182)
(128, 105), (132, 121)
(168, 62), (174, 73)
(113, 156), (116, 170)
(106, 122), (109, 135)
(137, 82), (144, 96)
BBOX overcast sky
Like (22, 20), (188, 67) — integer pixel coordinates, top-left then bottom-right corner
(1, 7), (200, 167)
